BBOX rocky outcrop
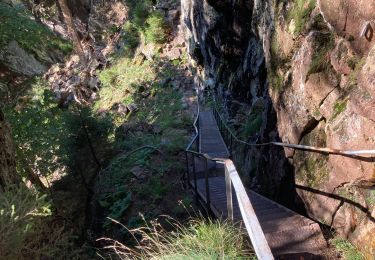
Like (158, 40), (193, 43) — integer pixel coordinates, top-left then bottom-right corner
(182, 0), (375, 257)
(0, 40), (46, 76)
(318, 0), (375, 55)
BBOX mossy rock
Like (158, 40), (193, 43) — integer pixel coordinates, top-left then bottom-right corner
(295, 122), (329, 187)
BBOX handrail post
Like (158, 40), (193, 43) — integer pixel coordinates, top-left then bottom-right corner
(193, 155), (198, 200)
(204, 158), (210, 212)
(225, 164), (233, 221)
(226, 161), (274, 260)
(197, 115), (200, 152)
(230, 135), (233, 157)
(185, 151), (189, 189)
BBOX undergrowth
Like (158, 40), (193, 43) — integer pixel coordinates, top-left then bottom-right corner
(240, 103), (264, 139)
(332, 238), (364, 260)
(0, 184), (78, 259)
(287, 0), (316, 35)
(5, 78), (114, 185)
(100, 217), (255, 259)
(307, 32), (335, 79)
(119, 0), (169, 56)
(93, 40), (192, 237)
(0, 3), (72, 59)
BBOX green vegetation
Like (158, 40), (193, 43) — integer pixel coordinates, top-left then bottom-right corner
(121, 22), (141, 56)
(5, 78), (114, 184)
(97, 58), (156, 110)
(287, 0), (316, 35)
(268, 32), (289, 93)
(0, 2), (72, 59)
(331, 99), (348, 120)
(296, 128), (329, 188)
(303, 157), (329, 187)
(242, 111), (263, 137)
(241, 106), (264, 138)
(144, 11), (169, 44)
(307, 32), (335, 78)
(268, 68), (284, 93)
(365, 190), (375, 206)
(105, 218), (254, 259)
(94, 53), (192, 236)
(310, 14), (328, 31)
(117, 0), (169, 56)
(0, 184), (78, 259)
(332, 238), (364, 260)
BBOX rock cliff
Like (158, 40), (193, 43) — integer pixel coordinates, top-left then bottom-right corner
(182, 0), (375, 257)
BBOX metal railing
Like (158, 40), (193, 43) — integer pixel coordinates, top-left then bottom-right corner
(211, 91), (375, 156)
(184, 95), (274, 259)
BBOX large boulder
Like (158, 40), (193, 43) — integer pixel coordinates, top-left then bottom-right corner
(0, 41), (46, 76)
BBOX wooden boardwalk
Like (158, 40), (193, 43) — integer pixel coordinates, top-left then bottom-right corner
(190, 111), (327, 257)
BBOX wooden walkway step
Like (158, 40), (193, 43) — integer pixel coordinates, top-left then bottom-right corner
(191, 110), (328, 257)
(190, 177), (327, 256)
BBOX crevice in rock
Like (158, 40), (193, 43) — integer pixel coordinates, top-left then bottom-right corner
(298, 117), (320, 144)
(330, 200), (344, 227)
(319, 86), (338, 107)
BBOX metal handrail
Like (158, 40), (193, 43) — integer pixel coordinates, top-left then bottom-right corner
(185, 90), (200, 152)
(185, 148), (274, 259)
(210, 91), (375, 156)
(184, 89), (273, 259)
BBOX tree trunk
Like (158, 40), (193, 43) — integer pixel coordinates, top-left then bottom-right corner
(57, 0), (86, 63)
(0, 109), (19, 189)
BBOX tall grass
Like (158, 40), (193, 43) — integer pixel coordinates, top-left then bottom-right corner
(331, 238), (364, 260)
(287, 0), (316, 35)
(0, 184), (78, 259)
(99, 217), (254, 259)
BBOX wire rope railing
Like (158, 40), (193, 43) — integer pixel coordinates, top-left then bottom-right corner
(209, 90), (375, 157)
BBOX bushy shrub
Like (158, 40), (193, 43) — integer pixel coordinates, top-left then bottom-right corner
(132, 0), (151, 28)
(122, 21), (141, 55)
(144, 11), (168, 44)
(0, 184), (77, 258)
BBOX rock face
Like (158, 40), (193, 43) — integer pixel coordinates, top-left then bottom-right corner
(318, 0), (375, 55)
(182, 0), (375, 257)
(0, 41), (46, 76)
(182, 0), (294, 204)
(0, 109), (18, 188)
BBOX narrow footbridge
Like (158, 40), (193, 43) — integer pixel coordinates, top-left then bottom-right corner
(185, 110), (327, 259)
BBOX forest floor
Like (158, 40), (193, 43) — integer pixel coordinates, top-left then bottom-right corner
(1, 0), (202, 258)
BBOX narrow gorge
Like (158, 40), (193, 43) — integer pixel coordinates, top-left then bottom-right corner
(0, 0), (374, 259)
(182, 0), (375, 257)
